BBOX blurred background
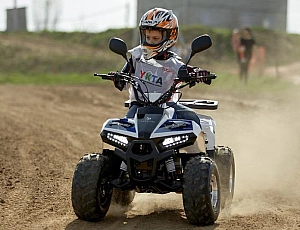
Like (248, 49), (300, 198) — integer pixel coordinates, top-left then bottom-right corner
(1, 0), (300, 84)
(0, 0), (299, 34)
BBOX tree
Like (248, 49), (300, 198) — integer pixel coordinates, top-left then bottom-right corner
(32, 0), (62, 31)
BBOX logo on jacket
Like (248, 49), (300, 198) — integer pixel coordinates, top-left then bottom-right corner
(140, 70), (162, 86)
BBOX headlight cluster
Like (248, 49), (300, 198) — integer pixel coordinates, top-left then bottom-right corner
(107, 133), (128, 146)
(162, 135), (189, 148)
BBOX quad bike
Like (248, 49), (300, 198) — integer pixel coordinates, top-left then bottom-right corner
(71, 34), (235, 226)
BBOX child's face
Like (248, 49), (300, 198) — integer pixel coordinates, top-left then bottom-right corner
(145, 29), (163, 45)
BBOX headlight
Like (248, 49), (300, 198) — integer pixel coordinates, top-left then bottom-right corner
(107, 132), (128, 146)
(162, 135), (189, 148)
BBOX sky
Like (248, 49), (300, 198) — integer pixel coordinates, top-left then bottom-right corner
(0, 0), (300, 34)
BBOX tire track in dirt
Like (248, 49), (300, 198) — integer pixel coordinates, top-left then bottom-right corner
(1, 84), (300, 230)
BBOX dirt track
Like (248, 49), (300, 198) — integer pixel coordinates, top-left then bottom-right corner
(1, 83), (300, 230)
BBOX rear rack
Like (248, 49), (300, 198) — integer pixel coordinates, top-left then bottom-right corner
(179, 99), (218, 110)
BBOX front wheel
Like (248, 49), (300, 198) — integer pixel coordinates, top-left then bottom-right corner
(71, 153), (113, 221)
(182, 156), (220, 226)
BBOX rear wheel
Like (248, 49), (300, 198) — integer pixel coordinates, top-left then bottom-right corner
(71, 153), (113, 221)
(215, 146), (235, 210)
(112, 188), (135, 206)
(182, 156), (220, 226)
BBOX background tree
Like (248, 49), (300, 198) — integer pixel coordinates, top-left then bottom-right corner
(32, 0), (62, 31)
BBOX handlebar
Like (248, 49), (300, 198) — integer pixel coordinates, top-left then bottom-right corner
(94, 72), (133, 81)
(94, 72), (217, 82)
(94, 73), (113, 80)
(93, 71), (217, 106)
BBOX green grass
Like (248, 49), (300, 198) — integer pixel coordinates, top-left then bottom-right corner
(1, 71), (295, 94)
(212, 72), (292, 92)
(1, 26), (299, 99)
(2, 27), (300, 76)
(1, 70), (298, 105)
(194, 71), (298, 102)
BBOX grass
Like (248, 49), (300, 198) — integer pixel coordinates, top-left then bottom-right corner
(192, 70), (298, 103)
(0, 27), (299, 99)
(1, 70), (295, 93)
(212, 72), (292, 92)
(1, 69), (298, 107)
(1, 27), (300, 76)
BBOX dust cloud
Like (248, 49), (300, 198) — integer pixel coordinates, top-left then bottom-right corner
(217, 91), (300, 216)
(127, 193), (183, 217)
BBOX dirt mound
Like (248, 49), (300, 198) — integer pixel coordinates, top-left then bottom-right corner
(1, 84), (300, 229)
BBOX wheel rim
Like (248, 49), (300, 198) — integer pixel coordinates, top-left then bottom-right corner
(210, 173), (219, 210)
(98, 178), (112, 207)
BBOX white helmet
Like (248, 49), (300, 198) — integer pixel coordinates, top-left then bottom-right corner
(139, 8), (179, 59)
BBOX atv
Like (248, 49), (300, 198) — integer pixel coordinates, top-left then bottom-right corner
(71, 34), (235, 226)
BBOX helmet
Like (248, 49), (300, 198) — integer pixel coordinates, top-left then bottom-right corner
(139, 8), (179, 59)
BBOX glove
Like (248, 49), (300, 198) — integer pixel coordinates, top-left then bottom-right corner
(195, 68), (210, 83)
(109, 71), (126, 91)
(187, 66), (212, 85)
(196, 69), (211, 85)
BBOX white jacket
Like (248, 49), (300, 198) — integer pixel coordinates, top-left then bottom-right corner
(126, 46), (184, 103)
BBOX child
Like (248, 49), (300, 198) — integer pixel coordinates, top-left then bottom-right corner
(109, 7), (214, 187)
(112, 7), (211, 122)
(231, 28), (246, 63)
